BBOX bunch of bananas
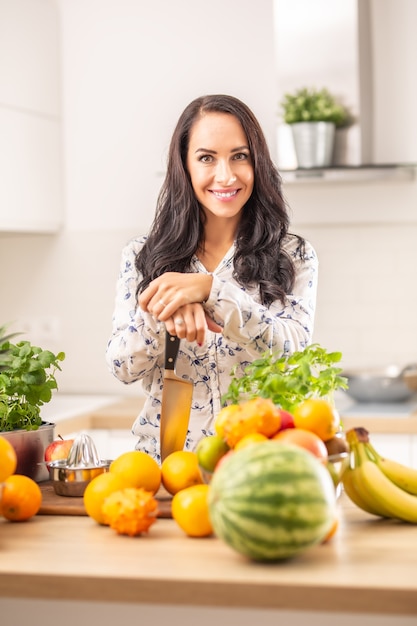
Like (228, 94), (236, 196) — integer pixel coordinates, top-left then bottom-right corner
(342, 427), (417, 523)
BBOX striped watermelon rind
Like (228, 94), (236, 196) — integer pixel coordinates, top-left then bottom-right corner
(208, 441), (336, 562)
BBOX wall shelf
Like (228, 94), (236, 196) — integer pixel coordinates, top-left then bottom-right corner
(280, 164), (417, 185)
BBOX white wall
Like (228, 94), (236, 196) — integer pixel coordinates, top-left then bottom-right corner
(1, 0), (417, 397)
(0, 0), (277, 395)
(59, 0), (277, 232)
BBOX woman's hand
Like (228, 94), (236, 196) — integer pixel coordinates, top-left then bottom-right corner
(139, 272), (213, 322)
(165, 303), (223, 345)
(139, 272), (213, 320)
(139, 272), (221, 344)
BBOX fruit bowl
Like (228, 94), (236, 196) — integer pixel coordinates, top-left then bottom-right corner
(326, 452), (349, 496)
(199, 465), (213, 485)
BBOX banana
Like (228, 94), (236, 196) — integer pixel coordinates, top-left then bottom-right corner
(347, 440), (394, 518)
(345, 427), (417, 523)
(365, 441), (417, 496)
(341, 461), (383, 516)
(357, 458), (417, 523)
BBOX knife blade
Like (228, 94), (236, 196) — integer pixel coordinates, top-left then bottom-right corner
(160, 333), (193, 462)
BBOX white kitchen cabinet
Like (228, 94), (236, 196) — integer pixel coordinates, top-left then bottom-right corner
(0, 0), (60, 116)
(0, 108), (62, 232)
(0, 0), (63, 232)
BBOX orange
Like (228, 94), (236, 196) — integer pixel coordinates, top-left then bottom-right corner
(109, 450), (161, 494)
(293, 398), (340, 442)
(0, 435), (17, 482)
(0, 474), (42, 521)
(272, 427), (328, 462)
(234, 432), (269, 451)
(83, 471), (125, 525)
(171, 484), (213, 537)
(161, 450), (203, 495)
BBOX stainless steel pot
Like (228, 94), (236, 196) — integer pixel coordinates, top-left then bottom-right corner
(2, 421), (55, 482)
(343, 364), (417, 403)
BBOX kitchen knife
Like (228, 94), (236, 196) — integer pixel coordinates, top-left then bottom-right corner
(160, 333), (193, 462)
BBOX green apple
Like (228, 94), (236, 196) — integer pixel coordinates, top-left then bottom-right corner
(196, 435), (229, 473)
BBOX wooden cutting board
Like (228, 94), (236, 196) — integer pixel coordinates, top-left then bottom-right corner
(37, 481), (172, 518)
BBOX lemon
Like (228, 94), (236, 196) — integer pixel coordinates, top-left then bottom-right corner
(172, 484), (213, 537)
(161, 451), (203, 495)
(83, 472), (125, 525)
(109, 450), (161, 494)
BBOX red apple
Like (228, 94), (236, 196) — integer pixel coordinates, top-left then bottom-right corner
(277, 409), (295, 431)
(271, 428), (328, 462)
(44, 436), (74, 464)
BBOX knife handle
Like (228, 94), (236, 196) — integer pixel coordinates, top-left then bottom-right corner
(165, 333), (180, 372)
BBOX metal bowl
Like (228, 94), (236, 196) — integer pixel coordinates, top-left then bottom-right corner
(343, 365), (417, 403)
(48, 459), (112, 496)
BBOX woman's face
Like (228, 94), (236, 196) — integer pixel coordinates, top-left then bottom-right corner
(186, 112), (254, 222)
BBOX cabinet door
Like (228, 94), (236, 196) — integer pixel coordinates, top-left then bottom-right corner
(0, 108), (63, 232)
(0, 0), (60, 115)
(0, 0), (62, 232)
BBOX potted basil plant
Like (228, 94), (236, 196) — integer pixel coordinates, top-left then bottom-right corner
(0, 325), (65, 482)
(280, 87), (349, 168)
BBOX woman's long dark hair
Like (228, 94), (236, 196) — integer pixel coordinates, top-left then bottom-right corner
(136, 94), (302, 306)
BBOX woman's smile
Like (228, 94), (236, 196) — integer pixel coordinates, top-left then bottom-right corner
(210, 188), (240, 201)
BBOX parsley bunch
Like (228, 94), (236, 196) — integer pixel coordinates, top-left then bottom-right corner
(223, 344), (348, 412)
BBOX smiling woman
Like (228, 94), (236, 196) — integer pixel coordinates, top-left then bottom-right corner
(185, 112), (254, 235)
(105, 94), (319, 462)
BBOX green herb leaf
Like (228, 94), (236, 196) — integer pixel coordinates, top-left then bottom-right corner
(280, 87), (349, 127)
(222, 343), (348, 412)
(0, 338), (65, 432)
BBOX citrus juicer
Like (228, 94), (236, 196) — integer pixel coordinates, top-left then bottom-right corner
(48, 433), (111, 496)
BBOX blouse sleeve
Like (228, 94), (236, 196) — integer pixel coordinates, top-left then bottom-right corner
(203, 237), (318, 357)
(105, 237), (164, 384)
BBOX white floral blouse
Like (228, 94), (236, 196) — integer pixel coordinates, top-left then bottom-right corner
(106, 234), (318, 461)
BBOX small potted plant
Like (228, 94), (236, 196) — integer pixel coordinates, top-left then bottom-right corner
(280, 87), (350, 168)
(0, 324), (65, 481)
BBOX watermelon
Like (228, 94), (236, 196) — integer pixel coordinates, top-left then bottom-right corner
(208, 441), (336, 562)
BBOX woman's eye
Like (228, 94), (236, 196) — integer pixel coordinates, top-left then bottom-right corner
(233, 152), (249, 161)
(199, 154), (214, 163)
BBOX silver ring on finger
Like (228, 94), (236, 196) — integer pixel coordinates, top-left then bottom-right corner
(174, 317), (184, 326)
(159, 299), (166, 307)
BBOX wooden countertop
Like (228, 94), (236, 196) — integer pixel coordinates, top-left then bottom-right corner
(1, 494), (417, 615)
